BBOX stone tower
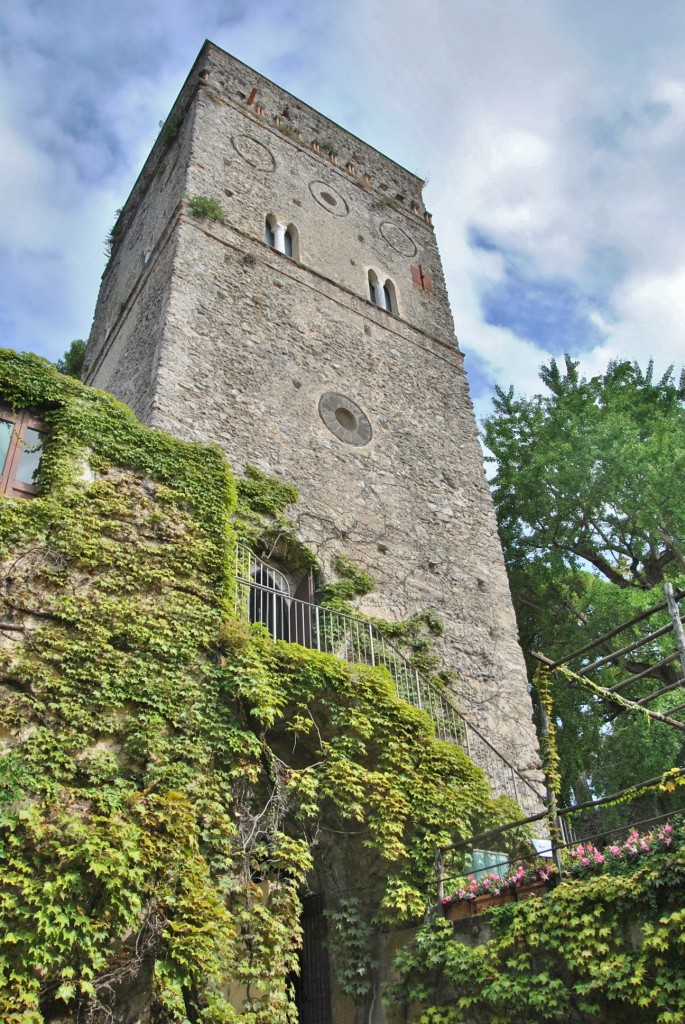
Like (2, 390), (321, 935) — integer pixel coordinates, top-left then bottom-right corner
(83, 41), (540, 794)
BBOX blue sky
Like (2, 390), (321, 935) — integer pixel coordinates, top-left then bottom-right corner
(1, 0), (684, 423)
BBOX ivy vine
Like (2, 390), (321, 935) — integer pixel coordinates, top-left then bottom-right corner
(0, 351), (516, 1024)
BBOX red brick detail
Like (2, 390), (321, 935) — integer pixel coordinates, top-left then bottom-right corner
(411, 265), (423, 287)
(246, 87), (257, 106)
(422, 272), (433, 293)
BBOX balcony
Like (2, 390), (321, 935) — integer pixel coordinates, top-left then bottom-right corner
(234, 545), (545, 819)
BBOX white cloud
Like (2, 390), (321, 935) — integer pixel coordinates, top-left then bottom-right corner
(0, 0), (683, 395)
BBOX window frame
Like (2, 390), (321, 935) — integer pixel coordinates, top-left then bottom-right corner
(0, 405), (47, 498)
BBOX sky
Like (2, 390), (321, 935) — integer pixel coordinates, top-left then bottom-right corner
(1, 0), (684, 423)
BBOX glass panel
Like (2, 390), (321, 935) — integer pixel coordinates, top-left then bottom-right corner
(284, 230), (293, 258)
(471, 849), (509, 881)
(265, 219), (275, 247)
(0, 420), (13, 475)
(15, 427), (44, 486)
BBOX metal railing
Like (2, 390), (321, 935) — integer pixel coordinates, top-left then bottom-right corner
(235, 545), (545, 817)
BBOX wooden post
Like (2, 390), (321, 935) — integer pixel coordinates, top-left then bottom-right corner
(665, 582), (685, 681)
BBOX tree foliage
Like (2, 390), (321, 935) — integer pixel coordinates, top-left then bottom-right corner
(483, 356), (685, 814)
(55, 339), (86, 380)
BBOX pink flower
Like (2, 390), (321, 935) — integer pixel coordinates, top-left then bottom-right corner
(608, 845), (621, 857)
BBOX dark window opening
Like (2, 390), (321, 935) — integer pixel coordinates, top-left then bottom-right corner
(383, 284), (393, 313)
(265, 217), (276, 247)
(0, 406), (46, 498)
(249, 567), (290, 642)
(284, 229), (293, 258)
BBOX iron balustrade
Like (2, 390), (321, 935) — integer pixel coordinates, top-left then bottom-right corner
(235, 545), (544, 817)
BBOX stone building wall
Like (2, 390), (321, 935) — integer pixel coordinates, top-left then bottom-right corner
(84, 41), (540, 785)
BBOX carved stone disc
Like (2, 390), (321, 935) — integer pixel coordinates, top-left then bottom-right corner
(318, 393), (372, 446)
(231, 135), (276, 171)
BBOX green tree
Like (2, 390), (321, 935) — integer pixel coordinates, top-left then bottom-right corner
(483, 356), (685, 816)
(55, 338), (86, 379)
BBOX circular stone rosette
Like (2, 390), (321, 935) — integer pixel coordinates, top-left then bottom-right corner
(318, 393), (372, 446)
(231, 134), (276, 171)
(379, 220), (417, 257)
(309, 180), (349, 216)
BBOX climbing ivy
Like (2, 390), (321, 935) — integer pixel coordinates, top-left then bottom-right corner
(317, 555), (448, 678)
(0, 351), (515, 1024)
(234, 463), (317, 573)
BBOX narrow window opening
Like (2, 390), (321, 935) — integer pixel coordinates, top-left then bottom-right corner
(383, 279), (397, 315)
(284, 229), (293, 258)
(265, 216), (276, 248)
(368, 269), (381, 307)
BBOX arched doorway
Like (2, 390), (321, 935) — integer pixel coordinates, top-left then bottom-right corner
(249, 566), (291, 642)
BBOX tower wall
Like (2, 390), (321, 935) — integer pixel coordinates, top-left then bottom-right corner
(84, 42), (539, 778)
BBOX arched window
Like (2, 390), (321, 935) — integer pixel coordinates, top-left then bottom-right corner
(265, 216), (298, 259)
(249, 566), (291, 642)
(285, 223), (299, 260)
(368, 269), (382, 307)
(368, 270), (396, 312)
(383, 279), (397, 315)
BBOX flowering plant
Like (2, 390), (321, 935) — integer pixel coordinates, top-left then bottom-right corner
(442, 862), (557, 907)
(565, 821), (673, 876)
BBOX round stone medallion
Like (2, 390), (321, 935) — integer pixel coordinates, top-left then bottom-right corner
(379, 220), (417, 257)
(309, 180), (349, 216)
(231, 134), (276, 171)
(318, 393), (372, 446)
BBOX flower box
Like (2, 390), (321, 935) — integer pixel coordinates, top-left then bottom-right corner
(444, 899), (473, 921)
(444, 890), (515, 920)
(515, 880), (551, 901)
(475, 891), (515, 911)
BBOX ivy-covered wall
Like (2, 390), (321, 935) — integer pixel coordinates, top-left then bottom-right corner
(0, 352), (521, 1024)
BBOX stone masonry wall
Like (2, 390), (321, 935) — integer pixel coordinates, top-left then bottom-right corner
(84, 42), (541, 792)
